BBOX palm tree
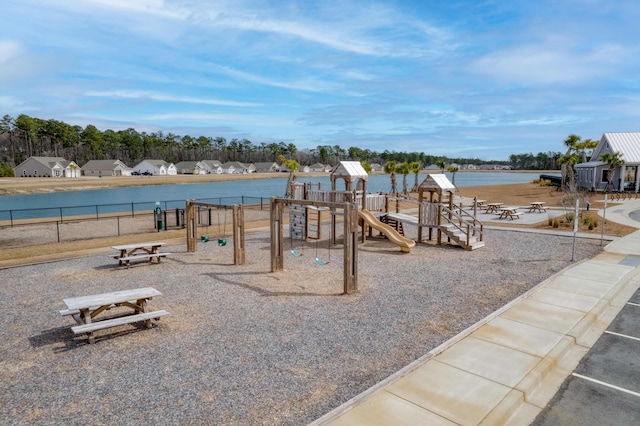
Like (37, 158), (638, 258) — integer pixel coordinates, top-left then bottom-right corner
(600, 152), (624, 192)
(436, 158), (446, 174)
(447, 165), (459, 186)
(383, 161), (398, 194)
(409, 161), (421, 192)
(557, 153), (579, 191)
(397, 162), (411, 195)
(279, 155), (300, 198)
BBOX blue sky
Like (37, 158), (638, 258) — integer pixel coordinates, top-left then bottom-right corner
(2, 0), (640, 160)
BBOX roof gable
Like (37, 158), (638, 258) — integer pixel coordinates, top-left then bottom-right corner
(331, 161), (368, 180)
(592, 132), (640, 164)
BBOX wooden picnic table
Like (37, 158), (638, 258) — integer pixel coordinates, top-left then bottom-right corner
(111, 241), (170, 267)
(484, 202), (503, 214)
(528, 201), (546, 213)
(60, 287), (169, 344)
(498, 206), (521, 220)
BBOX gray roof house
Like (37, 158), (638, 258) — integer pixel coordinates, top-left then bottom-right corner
(221, 162), (254, 174)
(200, 160), (223, 174)
(133, 159), (177, 175)
(14, 156), (81, 178)
(576, 132), (640, 192)
(81, 159), (131, 177)
(175, 161), (206, 174)
(253, 162), (280, 173)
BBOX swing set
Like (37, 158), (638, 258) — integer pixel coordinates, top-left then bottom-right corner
(289, 208), (332, 266)
(185, 200), (245, 265)
(271, 197), (359, 294)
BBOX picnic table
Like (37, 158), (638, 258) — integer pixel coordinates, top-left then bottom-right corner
(484, 202), (503, 214)
(111, 241), (170, 267)
(498, 206), (522, 220)
(528, 201), (546, 213)
(60, 287), (169, 344)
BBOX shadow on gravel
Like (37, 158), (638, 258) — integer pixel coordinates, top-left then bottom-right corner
(204, 271), (343, 297)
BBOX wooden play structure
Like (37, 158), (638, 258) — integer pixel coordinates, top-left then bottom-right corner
(270, 196), (359, 294)
(288, 163), (484, 251)
(185, 200), (245, 265)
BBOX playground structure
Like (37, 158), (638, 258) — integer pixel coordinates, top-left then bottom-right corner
(270, 196), (359, 294)
(287, 162), (485, 252)
(185, 200), (245, 265)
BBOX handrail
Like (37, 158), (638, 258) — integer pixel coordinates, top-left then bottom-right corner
(440, 203), (484, 243)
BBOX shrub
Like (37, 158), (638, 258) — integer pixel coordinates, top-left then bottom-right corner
(0, 163), (15, 177)
(552, 219), (560, 228)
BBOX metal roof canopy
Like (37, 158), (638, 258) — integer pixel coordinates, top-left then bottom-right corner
(418, 173), (456, 191)
(331, 161), (368, 192)
(418, 173), (456, 203)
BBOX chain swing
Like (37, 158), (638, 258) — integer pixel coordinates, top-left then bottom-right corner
(314, 235), (331, 266)
(217, 207), (227, 246)
(199, 206), (210, 242)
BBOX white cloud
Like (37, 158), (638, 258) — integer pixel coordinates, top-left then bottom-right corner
(85, 90), (261, 107)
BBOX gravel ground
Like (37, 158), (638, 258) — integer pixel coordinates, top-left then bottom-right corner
(0, 226), (604, 425)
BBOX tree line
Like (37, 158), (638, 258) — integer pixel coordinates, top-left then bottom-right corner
(0, 113), (562, 173)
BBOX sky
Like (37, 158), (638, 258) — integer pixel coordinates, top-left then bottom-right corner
(2, 0), (640, 161)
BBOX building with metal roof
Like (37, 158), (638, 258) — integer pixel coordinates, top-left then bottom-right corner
(576, 132), (640, 191)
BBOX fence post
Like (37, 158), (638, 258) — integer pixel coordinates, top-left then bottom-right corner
(117, 216), (121, 236)
(56, 221), (60, 242)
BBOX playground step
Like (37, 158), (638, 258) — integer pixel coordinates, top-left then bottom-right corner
(440, 224), (485, 251)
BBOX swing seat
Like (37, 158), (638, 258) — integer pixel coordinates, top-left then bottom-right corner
(201, 236), (209, 242)
(315, 257), (327, 266)
(291, 250), (302, 257)
(218, 239), (227, 246)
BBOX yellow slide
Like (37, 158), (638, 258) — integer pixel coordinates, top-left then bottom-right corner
(358, 209), (416, 253)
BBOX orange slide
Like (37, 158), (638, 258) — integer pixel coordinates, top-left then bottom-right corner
(358, 209), (416, 253)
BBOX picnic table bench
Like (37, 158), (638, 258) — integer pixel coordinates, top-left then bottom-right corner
(60, 287), (169, 344)
(498, 206), (522, 220)
(528, 201), (546, 213)
(484, 202), (503, 214)
(111, 242), (171, 267)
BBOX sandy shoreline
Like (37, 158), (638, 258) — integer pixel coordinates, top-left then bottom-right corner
(0, 170), (559, 196)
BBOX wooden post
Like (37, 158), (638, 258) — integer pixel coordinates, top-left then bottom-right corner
(270, 197), (283, 272)
(233, 204), (245, 265)
(343, 202), (358, 294)
(186, 200), (196, 252)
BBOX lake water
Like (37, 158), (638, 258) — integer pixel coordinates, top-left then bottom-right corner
(0, 172), (552, 220)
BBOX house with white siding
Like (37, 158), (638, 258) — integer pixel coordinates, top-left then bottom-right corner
(576, 132), (640, 192)
(175, 161), (207, 174)
(81, 159), (131, 177)
(253, 162), (280, 173)
(14, 156), (81, 178)
(133, 159), (177, 176)
(200, 160), (223, 174)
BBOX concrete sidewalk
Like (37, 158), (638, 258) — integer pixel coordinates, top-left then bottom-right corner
(311, 202), (640, 426)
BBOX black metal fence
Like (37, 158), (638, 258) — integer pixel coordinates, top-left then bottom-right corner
(0, 197), (272, 250)
(0, 196), (269, 227)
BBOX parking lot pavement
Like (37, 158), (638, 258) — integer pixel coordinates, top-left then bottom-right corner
(531, 287), (640, 425)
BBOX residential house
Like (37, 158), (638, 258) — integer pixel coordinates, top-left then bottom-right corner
(221, 161), (254, 174)
(200, 160), (223, 174)
(175, 161), (207, 174)
(14, 156), (81, 178)
(253, 162), (280, 173)
(308, 163), (331, 172)
(81, 159), (131, 177)
(576, 132), (640, 192)
(133, 159), (177, 175)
